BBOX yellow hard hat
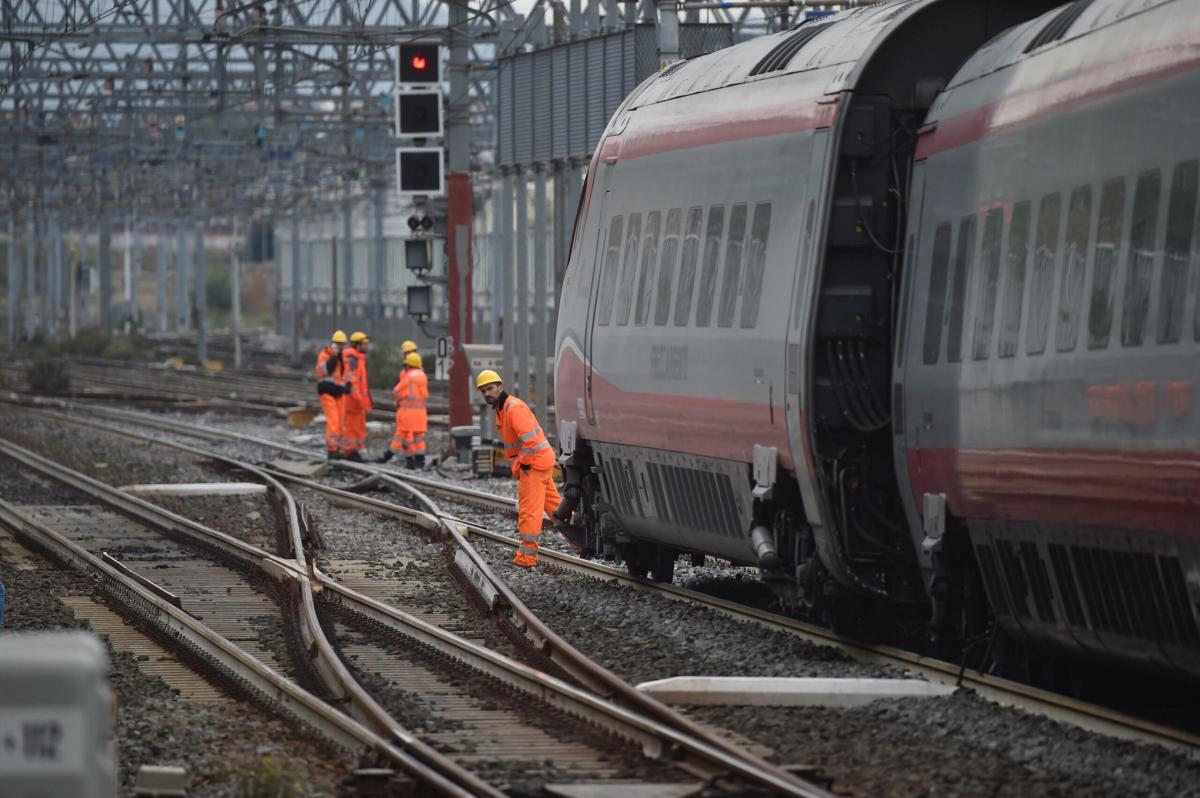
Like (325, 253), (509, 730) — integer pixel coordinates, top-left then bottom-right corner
(404, 352), (422, 368)
(401, 340), (418, 354)
(350, 331), (369, 344)
(475, 369), (502, 389)
(330, 330), (348, 344)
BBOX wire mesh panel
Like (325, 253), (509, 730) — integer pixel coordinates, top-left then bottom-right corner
(551, 46), (571, 160)
(499, 64), (515, 166)
(533, 54), (554, 162)
(568, 44), (589, 156)
(586, 37), (608, 146)
(513, 54), (535, 165)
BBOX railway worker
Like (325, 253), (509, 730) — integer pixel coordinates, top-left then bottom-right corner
(475, 369), (560, 568)
(315, 330), (348, 459)
(401, 339), (419, 358)
(340, 331), (372, 462)
(382, 351), (429, 468)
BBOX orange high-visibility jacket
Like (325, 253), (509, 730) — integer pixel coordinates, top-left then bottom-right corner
(495, 394), (554, 471)
(314, 346), (345, 396)
(344, 350), (372, 411)
(393, 367), (429, 432)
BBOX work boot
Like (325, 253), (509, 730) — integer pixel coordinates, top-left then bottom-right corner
(413, 455), (426, 469)
(404, 456), (416, 470)
(512, 550), (538, 569)
(377, 450), (394, 464)
(327, 450), (343, 461)
(344, 451), (364, 463)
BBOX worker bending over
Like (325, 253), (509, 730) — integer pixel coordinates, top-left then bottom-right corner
(315, 330), (347, 459)
(341, 331), (372, 462)
(383, 351), (428, 468)
(475, 370), (560, 568)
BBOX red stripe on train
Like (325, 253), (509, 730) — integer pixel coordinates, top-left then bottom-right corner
(916, 38), (1200, 159)
(907, 446), (1200, 537)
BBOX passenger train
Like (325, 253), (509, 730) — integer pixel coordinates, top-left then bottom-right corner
(552, 0), (1200, 679)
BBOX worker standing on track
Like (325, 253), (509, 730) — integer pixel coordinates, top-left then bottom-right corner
(315, 330), (348, 460)
(475, 370), (560, 568)
(383, 351), (429, 468)
(341, 331), (372, 462)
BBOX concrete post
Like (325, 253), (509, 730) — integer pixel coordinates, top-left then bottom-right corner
(122, 218), (133, 324)
(194, 224), (206, 364)
(156, 224), (169, 332)
(6, 216), (18, 341)
(371, 189), (385, 333)
(97, 216), (112, 333)
(68, 226), (79, 338)
(130, 222), (142, 328)
(342, 203), (353, 315)
(605, 0), (620, 30)
(48, 216), (61, 338)
(291, 212), (301, 366)
(304, 228), (314, 337)
(515, 167), (530, 397)
(501, 169), (515, 394)
(533, 164), (549, 418)
(232, 217), (242, 369)
(39, 213), (50, 337)
(657, 0), (680, 67)
(176, 224), (190, 332)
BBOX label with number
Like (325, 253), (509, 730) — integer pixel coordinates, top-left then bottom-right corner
(0, 708), (85, 773)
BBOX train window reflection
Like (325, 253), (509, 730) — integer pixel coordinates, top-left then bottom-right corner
(615, 213), (642, 326)
(596, 215), (624, 326)
(1026, 193), (1061, 356)
(741, 203), (772, 329)
(635, 211), (662, 326)
(922, 223), (953, 364)
(718, 204), (748, 327)
(674, 207), (704, 326)
(1121, 170), (1161, 347)
(1056, 186), (1091, 352)
(1088, 177), (1125, 349)
(655, 209), (683, 326)
(999, 201), (1031, 358)
(696, 206), (726, 327)
(972, 207), (1004, 360)
(947, 215), (975, 363)
(1158, 160), (1197, 344)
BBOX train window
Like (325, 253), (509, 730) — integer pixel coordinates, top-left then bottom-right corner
(635, 211), (662, 326)
(946, 215), (975, 363)
(674, 207), (704, 326)
(655, 208), (683, 326)
(596, 215), (624, 326)
(972, 207), (1004, 360)
(1158, 160), (1197, 344)
(794, 200), (816, 331)
(1121, 170), (1161, 347)
(718, 204), (748, 327)
(741, 203), (773, 329)
(922, 223), (953, 364)
(999, 201), (1031, 358)
(695, 205), (726, 327)
(1087, 178), (1125, 349)
(1026, 193), (1061, 355)
(1055, 186), (1091, 351)
(615, 213), (642, 326)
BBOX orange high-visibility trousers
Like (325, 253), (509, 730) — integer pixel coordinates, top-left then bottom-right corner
(341, 408), (367, 456)
(515, 467), (561, 565)
(319, 394), (344, 453)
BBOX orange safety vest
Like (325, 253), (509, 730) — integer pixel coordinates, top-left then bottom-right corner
(393, 367), (429, 432)
(495, 394), (554, 470)
(314, 346), (345, 396)
(344, 349), (372, 411)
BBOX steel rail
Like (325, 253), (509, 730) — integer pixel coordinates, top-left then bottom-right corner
(0, 398), (834, 797)
(40, 401), (1200, 758)
(0, 498), (477, 798)
(0, 431), (503, 798)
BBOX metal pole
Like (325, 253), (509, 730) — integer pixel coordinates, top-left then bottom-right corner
(6, 216), (17, 342)
(304, 228), (314, 337)
(157, 224), (169, 332)
(122, 218), (133, 324)
(290, 211), (301, 365)
(68, 226), (79, 338)
(446, 0), (475, 430)
(658, 0), (680, 67)
(194, 223), (206, 364)
(331, 232), (339, 332)
(49, 215), (61, 338)
(176, 224), (190, 332)
(490, 173), (504, 344)
(501, 168), (515, 393)
(97, 216), (112, 333)
(342, 203), (353, 321)
(24, 216), (36, 339)
(130, 222), (141, 328)
(515, 167), (529, 397)
(232, 217), (242, 369)
(371, 188), (384, 333)
(533, 164), (548, 418)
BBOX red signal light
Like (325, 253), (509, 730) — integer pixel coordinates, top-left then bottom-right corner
(411, 55), (427, 71)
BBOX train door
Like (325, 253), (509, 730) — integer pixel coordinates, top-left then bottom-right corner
(582, 163), (614, 426)
(785, 128), (831, 530)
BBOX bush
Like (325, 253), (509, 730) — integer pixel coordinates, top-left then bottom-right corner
(365, 337), (436, 391)
(24, 355), (70, 395)
(237, 756), (299, 798)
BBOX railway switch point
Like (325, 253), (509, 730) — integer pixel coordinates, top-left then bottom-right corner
(636, 677), (957, 707)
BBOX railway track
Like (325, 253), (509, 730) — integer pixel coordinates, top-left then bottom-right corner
(0, 400), (832, 796)
(14, 396), (1198, 761)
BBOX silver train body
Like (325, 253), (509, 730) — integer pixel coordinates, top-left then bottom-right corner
(554, 0), (1200, 678)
